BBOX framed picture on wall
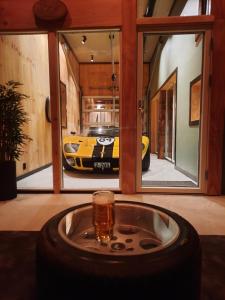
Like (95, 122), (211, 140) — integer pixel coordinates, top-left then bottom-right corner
(189, 75), (202, 126)
(60, 81), (67, 128)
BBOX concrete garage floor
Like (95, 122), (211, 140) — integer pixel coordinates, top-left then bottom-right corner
(17, 154), (195, 190)
(142, 154), (197, 187)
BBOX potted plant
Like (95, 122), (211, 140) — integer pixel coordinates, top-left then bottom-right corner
(0, 81), (31, 200)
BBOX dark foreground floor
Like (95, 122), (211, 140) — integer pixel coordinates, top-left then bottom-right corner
(0, 232), (224, 300)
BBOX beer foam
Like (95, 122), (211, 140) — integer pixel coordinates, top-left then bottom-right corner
(93, 191), (114, 204)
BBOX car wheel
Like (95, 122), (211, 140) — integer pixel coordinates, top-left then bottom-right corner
(142, 145), (150, 171)
(36, 202), (201, 300)
(62, 153), (74, 171)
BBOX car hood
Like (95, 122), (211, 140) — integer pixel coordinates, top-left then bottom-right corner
(63, 135), (119, 146)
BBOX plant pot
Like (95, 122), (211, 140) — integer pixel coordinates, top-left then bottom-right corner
(0, 161), (17, 200)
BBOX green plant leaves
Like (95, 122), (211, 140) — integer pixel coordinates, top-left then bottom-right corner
(0, 81), (31, 161)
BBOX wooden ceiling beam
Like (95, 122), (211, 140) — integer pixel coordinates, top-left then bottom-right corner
(137, 15), (214, 32)
(0, 0), (122, 31)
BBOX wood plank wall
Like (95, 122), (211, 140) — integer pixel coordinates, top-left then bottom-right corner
(80, 64), (120, 96)
(59, 42), (80, 136)
(0, 34), (51, 177)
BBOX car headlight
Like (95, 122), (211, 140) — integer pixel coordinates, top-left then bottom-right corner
(64, 143), (79, 153)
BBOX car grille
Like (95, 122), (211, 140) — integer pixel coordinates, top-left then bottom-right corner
(75, 158), (81, 167)
(82, 158), (119, 169)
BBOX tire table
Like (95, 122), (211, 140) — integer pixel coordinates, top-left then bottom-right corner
(36, 201), (201, 300)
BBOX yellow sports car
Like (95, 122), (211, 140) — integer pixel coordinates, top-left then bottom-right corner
(62, 126), (150, 172)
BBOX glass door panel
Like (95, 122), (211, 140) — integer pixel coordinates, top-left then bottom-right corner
(137, 32), (207, 190)
(58, 30), (120, 191)
(0, 34), (53, 190)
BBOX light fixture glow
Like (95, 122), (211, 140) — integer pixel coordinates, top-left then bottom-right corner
(91, 55), (94, 62)
(63, 43), (69, 51)
(81, 35), (87, 44)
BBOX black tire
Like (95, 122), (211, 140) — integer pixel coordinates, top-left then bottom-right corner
(62, 153), (74, 171)
(142, 145), (150, 171)
(36, 202), (201, 300)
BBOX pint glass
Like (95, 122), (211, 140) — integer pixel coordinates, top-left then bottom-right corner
(92, 191), (115, 243)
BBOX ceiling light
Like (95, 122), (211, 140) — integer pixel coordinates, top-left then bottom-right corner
(63, 43), (69, 51)
(91, 55), (94, 62)
(81, 35), (87, 44)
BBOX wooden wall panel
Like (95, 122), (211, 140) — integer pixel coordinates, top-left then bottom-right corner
(0, 0), (122, 31)
(59, 42), (80, 136)
(0, 34), (51, 177)
(207, 0), (225, 195)
(80, 64), (119, 96)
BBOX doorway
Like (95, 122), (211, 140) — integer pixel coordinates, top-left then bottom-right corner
(165, 88), (175, 162)
(156, 70), (177, 163)
(58, 30), (121, 191)
(137, 31), (209, 191)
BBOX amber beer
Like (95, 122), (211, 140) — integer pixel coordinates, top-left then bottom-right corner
(92, 191), (115, 243)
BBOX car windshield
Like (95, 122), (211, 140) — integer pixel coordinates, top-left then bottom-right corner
(85, 127), (119, 137)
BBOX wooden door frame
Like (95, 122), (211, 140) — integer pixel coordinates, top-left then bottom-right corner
(148, 69), (178, 163)
(165, 89), (175, 162)
(136, 1), (225, 195)
(136, 18), (213, 193)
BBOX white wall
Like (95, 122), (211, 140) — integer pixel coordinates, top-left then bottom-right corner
(151, 33), (203, 179)
(181, 0), (199, 16)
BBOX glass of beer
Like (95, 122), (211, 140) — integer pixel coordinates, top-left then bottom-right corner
(92, 190), (115, 244)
